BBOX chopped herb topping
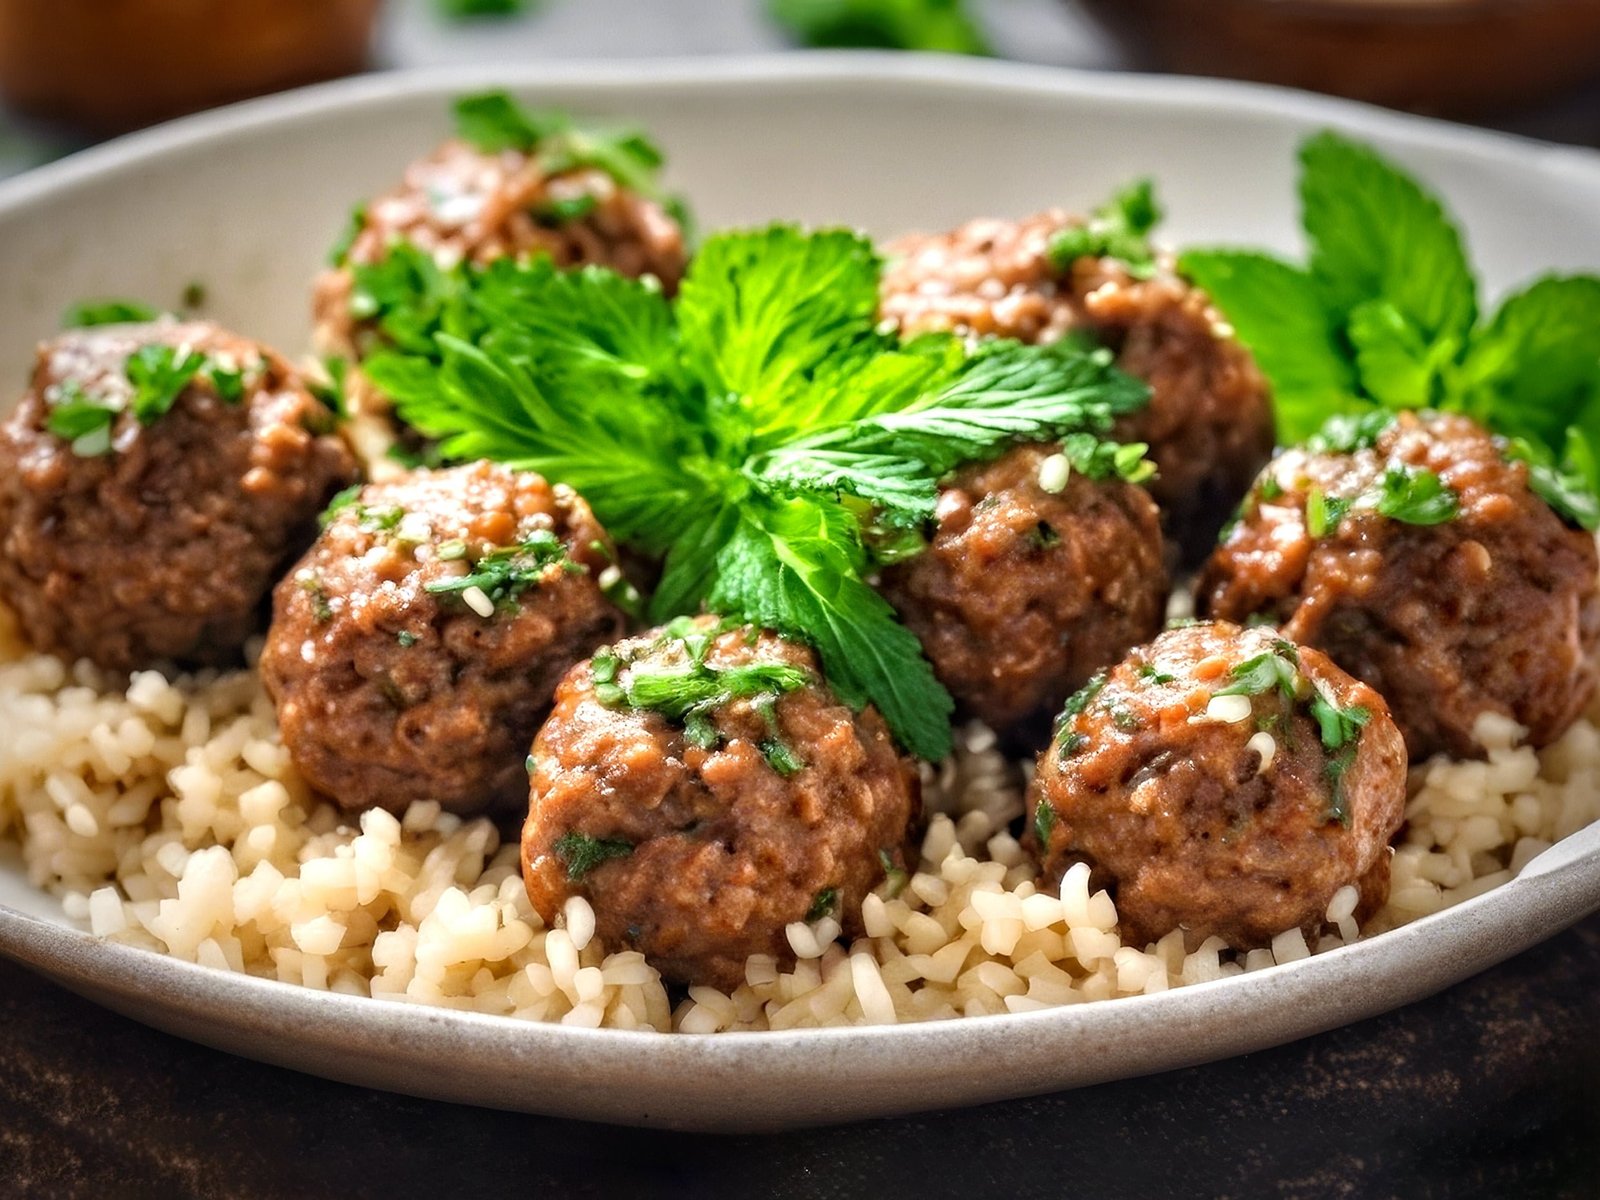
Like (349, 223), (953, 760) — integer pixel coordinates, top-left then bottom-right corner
(537, 194), (600, 225)
(1137, 664), (1176, 685)
(609, 658), (812, 722)
(63, 299), (160, 328)
(309, 357), (349, 419)
(1304, 487), (1352, 538)
(1374, 466), (1459, 526)
(806, 887), (839, 923)
(423, 531), (577, 608)
(319, 485), (363, 529)
(45, 384), (117, 456)
(1058, 673), (1108, 724)
(1309, 691), (1371, 826)
(1109, 705), (1142, 732)
(1057, 731), (1088, 759)
(328, 203), (368, 267)
(298, 572), (333, 623)
(1214, 642), (1301, 701)
(122, 344), (248, 426)
(1033, 797), (1057, 847)
(554, 831), (634, 881)
(877, 849), (909, 899)
(397, 631), (419, 648)
(1306, 411), (1396, 456)
(1259, 476), (1285, 502)
(1047, 179), (1163, 279)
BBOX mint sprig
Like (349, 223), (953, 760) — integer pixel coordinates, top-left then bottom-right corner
(1180, 130), (1600, 531)
(364, 224), (1150, 760)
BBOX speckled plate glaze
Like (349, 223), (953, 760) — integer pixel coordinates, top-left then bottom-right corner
(1, 55), (1598, 1133)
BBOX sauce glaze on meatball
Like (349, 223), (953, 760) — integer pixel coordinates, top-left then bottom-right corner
(261, 461), (623, 815)
(521, 618), (920, 990)
(0, 320), (356, 671)
(1028, 622), (1406, 949)
(879, 442), (1168, 739)
(1199, 410), (1600, 760)
(878, 210), (1274, 562)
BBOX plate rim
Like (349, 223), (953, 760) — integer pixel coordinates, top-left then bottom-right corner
(2, 52), (1599, 1129)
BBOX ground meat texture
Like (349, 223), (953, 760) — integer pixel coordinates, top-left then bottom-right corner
(0, 321), (355, 671)
(1028, 622), (1406, 949)
(312, 137), (687, 363)
(521, 620), (920, 990)
(878, 211), (1274, 561)
(878, 443), (1168, 738)
(1198, 411), (1600, 760)
(260, 461), (623, 816)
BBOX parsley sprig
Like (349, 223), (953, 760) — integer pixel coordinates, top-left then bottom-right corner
(364, 223), (1150, 759)
(1181, 130), (1600, 530)
(423, 530), (577, 608)
(44, 345), (250, 457)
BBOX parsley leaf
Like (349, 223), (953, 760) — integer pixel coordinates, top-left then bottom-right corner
(1215, 646), (1301, 701)
(766, 0), (991, 54)
(1047, 178), (1163, 279)
(45, 388), (118, 457)
(423, 531), (576, 608)
(125, 344), (207, 424)
(554, 831), (634, 881)
(63, 299), (160, 328)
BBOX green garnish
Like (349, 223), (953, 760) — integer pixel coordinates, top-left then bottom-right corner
(1048, 179), (1163, 279)
(766, 0), (991, 55)
(1137, 664), (1175, 685)
(1214, 643), (1301, 701)
(328, 204), (368, 267)
(319, 484), (363, 529)
(298, 572), (333, 623)
(309, 357), (349, 420)
(423, 531), (576, 608)
(62, 299), (159, 328)
(397, 631), (419, 648)
(1033, 798), (1057, 847)
(451, 91), (678, 211)
(1308, 692), (1371, 827)
(610, 660), (812, 723)
(806, 887), (840, 922)
(1109, 705), (1141, 732)
(1304, 486), (1352, 538)
(436, 0), (535, 19)
(554, 831), (634, 881)
(45, 384), (118, 456)
(362, 225), (1150, 760)
(1374, 466), (1459, 526)
(1181, 130), (1600, 531)
(1259, 476), (1285, 502)
(537, 194), (600, 225)
(125, 344), (207, 424)
(1057, 732), (1088, 759)
(876, 849), (909, 899)
(1306, 410), (1395, 456)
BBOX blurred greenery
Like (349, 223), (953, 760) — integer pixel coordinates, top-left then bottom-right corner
(766, 0), (992, 55)
(435, 0), (538, 19)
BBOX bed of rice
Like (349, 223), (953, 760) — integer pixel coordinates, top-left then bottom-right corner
(1, 599), (1597, 1033)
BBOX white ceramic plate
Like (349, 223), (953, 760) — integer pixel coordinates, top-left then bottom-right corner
(1, 54), (1598, 1133)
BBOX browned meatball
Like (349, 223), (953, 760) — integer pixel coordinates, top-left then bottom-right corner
(261, 461), (623, 815)
(878, 443), (1168, 738)
(312, 136), (688, 363)
(1199, 411), (1600, 760)
(0, 321), (355, 671)
(1028, 622), (1406, 948)
(879, 211), (1274, 561)
(522, 619), (920, 990)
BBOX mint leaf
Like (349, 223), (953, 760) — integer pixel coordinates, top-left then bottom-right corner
(709, 497), (954, 761)
(677, 226), (882, 433)
(1346, 299), (1443, 410)
(1299, 130), (1477, 346)
(1177, 249), (1361, 443)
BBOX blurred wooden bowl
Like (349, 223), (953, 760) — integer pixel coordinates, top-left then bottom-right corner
(0, 0), (382, 135)
(1074, 0), (1600, 118)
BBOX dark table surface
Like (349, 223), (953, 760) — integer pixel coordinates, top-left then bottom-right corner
(3, 914), (1597, 1198)
(2, 6), (1599, 1196)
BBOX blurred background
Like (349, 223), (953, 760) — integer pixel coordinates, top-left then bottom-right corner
(1, 0), (1599, 181)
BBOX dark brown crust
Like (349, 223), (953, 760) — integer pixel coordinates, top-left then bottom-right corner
(879, 443), (1168, 736)
(521, 620), (920, 990)
(312, 137), (687, 362)
(260, 461), (623, 816)
(878, 211), (1274, 562)
(0, 321), (356, 671)
(1198, 411), (1600, 759)
(1027, 621), (1407, 948)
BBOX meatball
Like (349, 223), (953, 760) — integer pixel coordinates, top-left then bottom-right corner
(0, 320), (355, 671)
(521, 619), (920, 990)
(1199, 411), (1600, 760)
(879, 211), (1274, 561)
(1028, 622), (1407, 948)
(261, 461), (623, 815)
(878, 443), (1168, 738)
(312, 136), (688, 364)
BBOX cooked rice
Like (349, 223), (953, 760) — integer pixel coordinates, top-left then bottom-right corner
(1, 598), (1596, 1032)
